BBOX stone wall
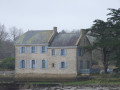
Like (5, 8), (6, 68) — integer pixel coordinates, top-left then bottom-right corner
(77, 35), (92, 73)
(15, 46), (77, 79)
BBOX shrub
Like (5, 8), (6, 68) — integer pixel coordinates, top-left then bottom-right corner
(0, 57), (15, 70)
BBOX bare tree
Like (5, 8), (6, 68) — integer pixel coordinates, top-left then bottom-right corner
(0, 24), (8, 43)
(9, 26), (23, 42)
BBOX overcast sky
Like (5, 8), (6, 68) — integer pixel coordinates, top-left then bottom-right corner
(0, 0), (120, 32)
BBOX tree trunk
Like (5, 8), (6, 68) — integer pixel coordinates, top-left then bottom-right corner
(103, 48), (108, 74)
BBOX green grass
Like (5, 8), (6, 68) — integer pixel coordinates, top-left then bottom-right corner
(63, 78), (120, 85)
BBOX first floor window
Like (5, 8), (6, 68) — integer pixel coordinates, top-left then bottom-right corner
(80, 60), (83, 69)
(20, 47), (27, 53)
(42, 46), (45, 53)
(52, 49), (55, 56)
(78, 48), (85, 56)
(59, 49), (67, 56)
(59, 61), (67, 69)
(30, 46), (37, 53)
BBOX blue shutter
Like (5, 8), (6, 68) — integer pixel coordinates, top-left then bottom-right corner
(59, 49), (61, 56)
(30, 47), (32, 53)
(40, 60), (42, 68)
(20, 47), (22, 54)
(59, 62), (61, 69)
(65, 62), (67, 69)
(30, 60), (31, 69)
(19, 60), (21, 69)
(65, 49), (67, 56)
(25, 60), (27, 68)
(45, 60), (47, 68)
(35, 46), (37, 53)
(35, 60), (37, 69)
(45, 46), (47, 53)
(40, 47), (42, 53)
(25, 47), (27, 53)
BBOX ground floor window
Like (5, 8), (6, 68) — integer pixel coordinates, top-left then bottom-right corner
(30, 60), (37, 69)
(59, 61), (67, 69)
(52, 63), (55, 68)
(80, 60), (83, 69)
(40, 60), (47, 68)
(87, 60), (90, 69)
(19, 60), (26, 69)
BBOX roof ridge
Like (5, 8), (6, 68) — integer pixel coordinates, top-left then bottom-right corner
(28, 30), (53, 32)
(58, 33), (80, 34)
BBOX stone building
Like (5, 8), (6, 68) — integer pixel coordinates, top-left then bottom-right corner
(15, 27), (92, 81)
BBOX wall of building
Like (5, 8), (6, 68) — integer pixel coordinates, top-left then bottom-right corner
(77, 35), (92, 73)
(15, 45), (77, 79)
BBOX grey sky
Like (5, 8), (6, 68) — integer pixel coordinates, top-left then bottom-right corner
(0, 0), (120, 32)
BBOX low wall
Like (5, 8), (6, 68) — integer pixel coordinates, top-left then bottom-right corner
(15, 73), (77, 81)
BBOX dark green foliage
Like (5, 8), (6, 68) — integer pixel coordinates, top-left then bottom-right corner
(0, 57), (15, 70)
(87, 8), (120, 73)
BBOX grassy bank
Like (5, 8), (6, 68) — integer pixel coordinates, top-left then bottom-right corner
(63, 78), (120, 85)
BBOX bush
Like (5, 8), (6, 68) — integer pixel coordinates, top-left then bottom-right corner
(0, 57), (15, 70)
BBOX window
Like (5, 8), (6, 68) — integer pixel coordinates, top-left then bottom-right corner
(30, 46), (37, 53)
(30, 60), (37, 69)
(40, 46), (47, 53)
(87, 61), (90, 69)
(52, 63), (55, 68)
(19, 60), (27, 69)
(61, 62), (65, 68)
(20, 47), (27, 53)
(80, 60), (83, 69)
(52, 49), (55, 56)
(32, 60), (35, 69)
(21, 60), (25, 68)
(59, 49), (67, 56)
(42, 60), (45, 68)
(78, 48), (85, 56)
(59, 62), (67, 69)
(40, 60), (47, 68)
(42, 46), (45, 53)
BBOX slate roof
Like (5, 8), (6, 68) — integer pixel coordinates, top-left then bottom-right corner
(15, 30), (54, 44)
(50, 33), (80, 47)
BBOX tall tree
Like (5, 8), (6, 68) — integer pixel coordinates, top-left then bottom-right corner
(88, 8), (120, 73)
(107, 8), (120, 68)
(87, 20), (114, 73)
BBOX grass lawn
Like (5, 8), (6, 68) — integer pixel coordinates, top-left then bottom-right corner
(63, 78), (120, 85)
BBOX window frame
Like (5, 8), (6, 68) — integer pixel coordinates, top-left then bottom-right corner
(21, 60), (25, 68)
(42, 60), (45, 68)
(80, 60), (83, 69)
(31, 46), (35, 53)
(52, 49), (55, 56)
(31, 60), (35, 69)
